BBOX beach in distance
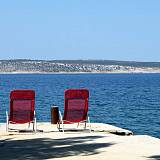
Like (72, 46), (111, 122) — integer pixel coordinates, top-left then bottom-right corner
(0, 73), (159, 138)
(1, 59), (160, 73)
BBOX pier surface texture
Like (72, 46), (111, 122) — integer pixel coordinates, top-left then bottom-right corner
(0, 122), (160, 160)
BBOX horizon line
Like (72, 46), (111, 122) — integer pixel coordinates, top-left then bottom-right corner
(0, 58), (160, 63)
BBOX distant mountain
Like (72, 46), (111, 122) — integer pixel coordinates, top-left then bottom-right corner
(0, 59), (160, 73)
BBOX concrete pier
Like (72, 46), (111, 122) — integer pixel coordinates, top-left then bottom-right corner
(0, 122), (159, 160)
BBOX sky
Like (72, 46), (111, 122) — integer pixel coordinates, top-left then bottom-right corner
(0, 0), (160, 61)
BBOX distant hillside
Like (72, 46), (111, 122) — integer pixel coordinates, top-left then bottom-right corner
(1, 59), (160, 67)
(42, 60), (160, 68)
(0, 59), (160, 73)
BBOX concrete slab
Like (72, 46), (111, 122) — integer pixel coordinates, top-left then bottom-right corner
(0, 123), (159, 160)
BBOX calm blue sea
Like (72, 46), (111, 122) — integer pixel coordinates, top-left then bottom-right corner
(0, 73), (159, 138)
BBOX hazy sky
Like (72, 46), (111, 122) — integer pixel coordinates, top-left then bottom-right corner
(0, 0), (160, 61)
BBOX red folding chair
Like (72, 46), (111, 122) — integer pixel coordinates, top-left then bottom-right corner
(58, 89), (91, 132)
(6, 90), (37, 132)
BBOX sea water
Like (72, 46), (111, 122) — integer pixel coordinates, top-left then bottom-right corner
(0, 73), (159, 138)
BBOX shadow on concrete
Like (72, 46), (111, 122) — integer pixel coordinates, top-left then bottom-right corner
(147, 155), (160, 160)
(0, 135), (114, 160)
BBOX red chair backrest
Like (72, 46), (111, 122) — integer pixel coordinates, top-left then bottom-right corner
(9, 90), (35, 124)
(63, 89), (89, 123)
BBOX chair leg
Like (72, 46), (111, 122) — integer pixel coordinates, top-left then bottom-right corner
(88, 116), (91, 133)
(33, 117), (37, 132)
(28, 122), (30, 129)
(6, 111), (9, 132)
(33, 110), (37, 132)
(35, 117), (37, 132)
(57, 121), (60, 130)
(58, 111), (64, 133)
(57, 121), (64, 132)
(62, 120), (64, 133)
(57, 121), (62, 131)
(84, 121), (87, 129)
